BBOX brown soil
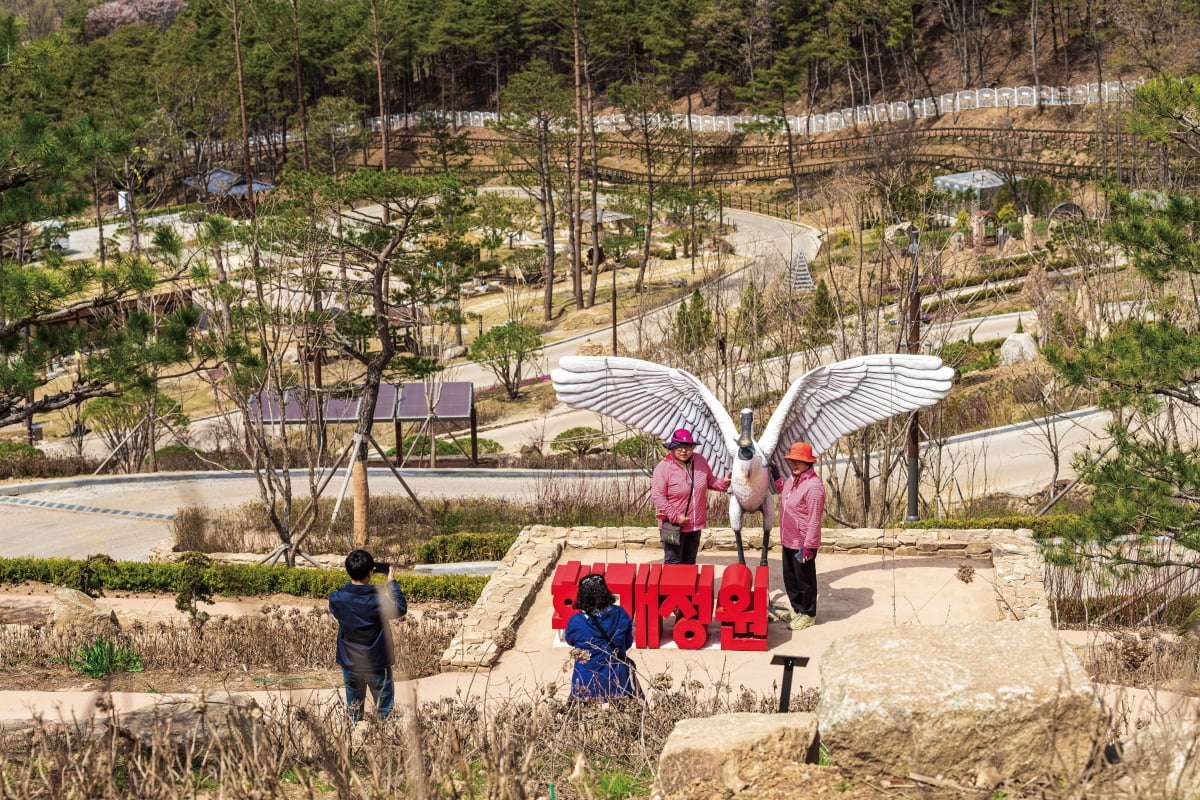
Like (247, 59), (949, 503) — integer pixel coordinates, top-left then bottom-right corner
(0, 581), (331, 610)
(0, 663), (344, 694)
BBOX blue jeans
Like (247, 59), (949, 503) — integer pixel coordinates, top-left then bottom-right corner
(341, 666), (395, 721)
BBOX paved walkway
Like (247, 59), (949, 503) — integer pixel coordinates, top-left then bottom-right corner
(0, 471), (644, 560)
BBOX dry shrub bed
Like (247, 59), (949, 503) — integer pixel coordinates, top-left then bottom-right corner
(1046, 543), (1200, 694)
(0, 453), (99, 480)
(1082, 629), (1200, 694)
(175, 473), (681, 558)
(0, 679), (1190, 800)
(0, 605), (461, 690)
(173, 495), (536, 559)
(0, 678), (809, 800)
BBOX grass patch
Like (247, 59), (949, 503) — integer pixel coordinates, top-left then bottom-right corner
(64, 637), (144, 678)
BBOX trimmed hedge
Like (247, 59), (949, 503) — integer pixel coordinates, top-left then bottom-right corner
(415, 532), (518, 564)
(901, 514), (1083, 539)
(0, 557), (488, 603)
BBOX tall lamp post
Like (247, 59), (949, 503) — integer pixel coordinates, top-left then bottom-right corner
(904, 227), (922, 522)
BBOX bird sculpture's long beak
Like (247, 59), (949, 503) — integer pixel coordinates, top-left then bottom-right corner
(738, 409), (754, 460)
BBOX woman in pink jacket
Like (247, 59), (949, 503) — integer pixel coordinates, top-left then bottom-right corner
(651, 429), (731, 564)
(773, 441), (827, 631)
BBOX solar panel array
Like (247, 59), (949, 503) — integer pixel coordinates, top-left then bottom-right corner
(252, 382), (474, 423)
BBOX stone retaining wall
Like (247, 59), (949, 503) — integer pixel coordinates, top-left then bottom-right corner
(440, 525), (1050, 670)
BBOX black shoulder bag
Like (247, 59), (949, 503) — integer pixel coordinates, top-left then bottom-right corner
(584, 611), (644, 699)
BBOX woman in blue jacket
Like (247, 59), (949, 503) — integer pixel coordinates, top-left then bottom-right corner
(564, 573), (639, 701)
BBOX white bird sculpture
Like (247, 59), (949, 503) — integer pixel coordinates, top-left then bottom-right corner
(550, 354), (956, 565)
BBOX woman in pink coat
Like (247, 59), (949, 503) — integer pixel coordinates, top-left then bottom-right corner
(651, 429), (731, 564)
(773, 441), (826, 631)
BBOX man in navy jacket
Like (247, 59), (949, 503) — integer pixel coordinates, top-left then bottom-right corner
(329, 549), (407, 721)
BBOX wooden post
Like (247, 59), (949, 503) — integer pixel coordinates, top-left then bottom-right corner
(353, 437), (370, 545)
(470, 406), (479, 465)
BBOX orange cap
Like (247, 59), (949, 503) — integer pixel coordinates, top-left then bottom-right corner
(783, 441), (817, 463)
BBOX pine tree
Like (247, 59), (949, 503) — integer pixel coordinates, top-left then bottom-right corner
(1043, 177), (1200, 566)
(804, 278), (837, 346)
(675, 289), (714, 353)
(734, 280), (767, 347)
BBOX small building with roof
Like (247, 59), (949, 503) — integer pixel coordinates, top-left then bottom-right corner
(184, 168), (276, 200)
(933, 169), (1020, 211)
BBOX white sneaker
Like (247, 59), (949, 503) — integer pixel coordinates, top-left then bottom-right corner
(789, 614), (815, 631)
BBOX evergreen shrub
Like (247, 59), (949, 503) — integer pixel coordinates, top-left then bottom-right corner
(549, 426), (605, 455)
(415, 532), (518, 564)
(611, 434), (661, 460)
(0, 441), (43, 459)
(0, 557), (488, 602)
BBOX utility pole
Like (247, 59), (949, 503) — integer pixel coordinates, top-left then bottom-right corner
(611, 260), (618, 356)
(904, 228), (922, 522)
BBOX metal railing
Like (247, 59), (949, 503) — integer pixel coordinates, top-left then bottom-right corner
(370, 80), (1145, 136)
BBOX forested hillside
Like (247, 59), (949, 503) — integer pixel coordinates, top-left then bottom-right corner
(5, 0), (1200, 142)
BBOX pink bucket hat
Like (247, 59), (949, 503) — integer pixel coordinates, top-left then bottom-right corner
(665, 429), (699, 449)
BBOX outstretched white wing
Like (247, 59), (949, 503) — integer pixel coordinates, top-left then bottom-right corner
(758, 354), (955, 471)
(551, 356), (739, 474)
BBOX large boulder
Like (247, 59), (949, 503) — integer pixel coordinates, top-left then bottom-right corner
(1120, 718), (1200, 799)
(817, 621), (1105, 784)
(47, 588), (120, 645)
(1000, 332), (1038, 365)
(657, 712), (818, 795)
(885, 222), (918, 245)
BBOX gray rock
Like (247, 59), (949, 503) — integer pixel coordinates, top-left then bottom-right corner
(885, 222), (918, 244)
(657, 712), (818, 794)
(113, 692), (262, 755)
(443, 345), (468, 359)
(1121, 718), (1200, 799)
(1000, 332), (1038, 365)
(817, 621), (1104, 783)
(47, 588), (120, 645)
